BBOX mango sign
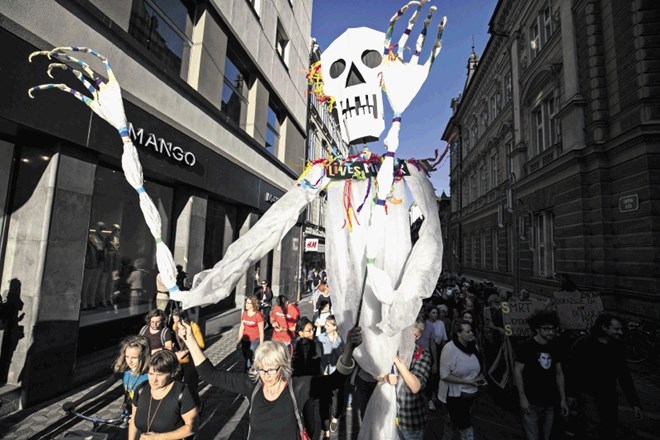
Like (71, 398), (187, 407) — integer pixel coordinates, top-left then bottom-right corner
(552, 291), (603, 330)
(501, 299), (549, 337)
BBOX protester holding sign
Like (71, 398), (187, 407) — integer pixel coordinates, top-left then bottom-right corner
(514, 311), (568, 440)
(552, 291), (603, 330)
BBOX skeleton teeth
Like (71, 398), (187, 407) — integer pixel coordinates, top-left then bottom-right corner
(341, 95), (378, 119)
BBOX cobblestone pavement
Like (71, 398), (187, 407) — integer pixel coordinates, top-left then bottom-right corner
(1, 295), (659, 439)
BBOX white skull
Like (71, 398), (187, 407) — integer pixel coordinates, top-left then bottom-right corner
(321, 27), (385, 145)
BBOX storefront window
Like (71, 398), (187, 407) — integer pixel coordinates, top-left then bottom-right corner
(79, 166), (173, 327)
(201, 199), (243, 316)
(0, 141), (14, 276)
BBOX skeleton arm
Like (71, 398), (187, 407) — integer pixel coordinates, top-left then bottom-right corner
(28, 47), (179, 293)
(180, 164), (329, 308)
(365, 1), (445, 306)
(381, 0), (447, 116)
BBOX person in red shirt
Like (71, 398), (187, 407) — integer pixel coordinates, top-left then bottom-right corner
(237, 294), (264, 370)
(270, 294), (300, 348)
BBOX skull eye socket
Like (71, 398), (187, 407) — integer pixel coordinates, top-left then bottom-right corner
(361, 50), (382, 68)
(329, 59), (346, 79)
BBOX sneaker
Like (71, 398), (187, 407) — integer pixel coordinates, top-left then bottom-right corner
(427, 400), (437, 411)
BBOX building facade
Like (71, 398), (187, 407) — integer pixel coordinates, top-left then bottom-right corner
(437, 192), (451, 274)
(0, 0), (312, 406)
(443, 0), (659, 320)
(302, 40), (346, 278)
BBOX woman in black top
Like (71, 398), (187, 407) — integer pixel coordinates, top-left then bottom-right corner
(292, 317), (323, 376)
(177, 321), (362, 440)
(128, 350), (198, 440)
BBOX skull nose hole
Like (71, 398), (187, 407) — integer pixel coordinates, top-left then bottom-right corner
(345, 62), (366, 87)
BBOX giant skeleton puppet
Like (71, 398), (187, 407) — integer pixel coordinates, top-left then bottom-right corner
(28, 1), (445, 438)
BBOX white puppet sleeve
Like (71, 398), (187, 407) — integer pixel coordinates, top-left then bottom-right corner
(173, 164), (328, 309)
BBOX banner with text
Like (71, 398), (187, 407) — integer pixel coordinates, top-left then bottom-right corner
(501, 299), (550, 337)
(552, 291), (603, 330)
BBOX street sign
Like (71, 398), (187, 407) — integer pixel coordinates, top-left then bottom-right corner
(618, 194), (639, 213)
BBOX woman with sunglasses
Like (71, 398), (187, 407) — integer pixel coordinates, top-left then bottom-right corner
(177, 320), (362, 440)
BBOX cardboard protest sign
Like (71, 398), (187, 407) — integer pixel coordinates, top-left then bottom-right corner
(501, 299), (549, 337)
(552, 291), (603, 330)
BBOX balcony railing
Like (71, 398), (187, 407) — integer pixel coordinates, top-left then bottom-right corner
(527, 142), (562, 174)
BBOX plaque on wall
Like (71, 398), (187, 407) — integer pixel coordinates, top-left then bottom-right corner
(618, 194), (639, 213)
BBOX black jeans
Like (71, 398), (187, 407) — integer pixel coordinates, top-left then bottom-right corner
(353, 373), (377, 421)
(578, 392), (619, 440)
(320, 379), (348, 430)
(446, 392), (477, 429)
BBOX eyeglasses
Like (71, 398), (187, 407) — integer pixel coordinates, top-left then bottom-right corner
(302, 327), (314, 333)
(539, 326), (556, 332)
(254, 366), (281, 376)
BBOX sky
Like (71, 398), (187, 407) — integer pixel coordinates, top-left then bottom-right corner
(311, 0), (499, 196)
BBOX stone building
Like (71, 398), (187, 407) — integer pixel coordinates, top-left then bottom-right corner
(442, 0), (659, 320)
(437, 192), (451, 274)
(0, 0), (312, 407)
(302, 40), (347, 279)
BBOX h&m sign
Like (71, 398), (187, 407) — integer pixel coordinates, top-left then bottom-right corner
(305, 238), (319, 252)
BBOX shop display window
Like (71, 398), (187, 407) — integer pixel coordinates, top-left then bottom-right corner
(0, 141), (14, 274)
(79, 166), (173, 327)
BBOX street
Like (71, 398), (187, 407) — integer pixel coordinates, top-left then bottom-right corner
(1, 296), (658, 439)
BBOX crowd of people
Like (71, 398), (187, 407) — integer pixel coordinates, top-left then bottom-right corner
(413, 275), (645, 440)
(63, 270), (645, 440)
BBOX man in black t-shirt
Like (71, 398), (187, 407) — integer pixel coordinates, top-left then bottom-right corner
(514, 310), (568, 440)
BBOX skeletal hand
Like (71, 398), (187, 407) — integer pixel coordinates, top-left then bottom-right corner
(381, 0), (446, 115)
(28, 47), (129, 138)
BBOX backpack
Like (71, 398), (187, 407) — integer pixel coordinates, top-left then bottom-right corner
(139, 325), (170, 348)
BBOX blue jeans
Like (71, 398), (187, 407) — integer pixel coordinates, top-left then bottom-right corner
(240, 339), (260, 370)
(521, 403), (554, 440)
(399, 428), (424, 440)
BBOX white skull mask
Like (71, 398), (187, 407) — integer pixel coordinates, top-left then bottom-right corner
(321, 27), (385, 145)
